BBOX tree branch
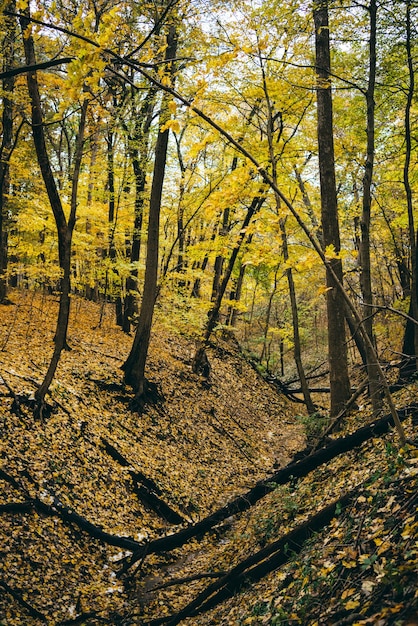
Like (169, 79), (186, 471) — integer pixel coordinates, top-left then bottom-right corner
(0, 57), (74, 80)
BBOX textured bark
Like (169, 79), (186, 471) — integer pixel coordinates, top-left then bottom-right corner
(20, 11), (87, 412)
(122, 26), (178, 397)
(359, 0), (382, 414)
(399, 0), (418, 379)
(314, 2), (351, 416)
(123, 87), (157, 333)
(398, 238), (418, 383)
(0, 2), (16, 303)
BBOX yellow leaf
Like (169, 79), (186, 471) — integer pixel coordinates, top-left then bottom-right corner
(344, 599), (360, 610)
(358, 553), (371, 564)
(160, 119), (181, 134)
(325, 244), (340, 260)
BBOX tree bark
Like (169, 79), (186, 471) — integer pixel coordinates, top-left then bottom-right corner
(314, 1), (351, 416)
(399, 0), (417, 380)
(123, 86), (157, 333)
(280, 219), (316, 413)
(0, 1), (16, 303)
(122, 25), (178, 399)
(20, 7), (87, 412)
(359, 0), (382, 414)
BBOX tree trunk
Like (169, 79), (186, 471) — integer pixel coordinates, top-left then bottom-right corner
(0, 1), (16, 303)
(314, 1), (351, 416)
(20, 8), (87, 412)
(226, 233), (252, 327)
(359, 0), (382, 414)
(399, 0), (417, 380)
(399, 235), (418, 383)
(122, 25), (178, 399)
(104, 127), (122, 325)
(281, 219), (316, 414)
(210, 206), (230, 302)
(123, 87), (157, 333)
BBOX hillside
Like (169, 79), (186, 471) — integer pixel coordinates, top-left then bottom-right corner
(0, 290), (417, 625)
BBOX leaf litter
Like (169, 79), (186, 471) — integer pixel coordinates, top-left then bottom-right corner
(0, 290), (417, 625)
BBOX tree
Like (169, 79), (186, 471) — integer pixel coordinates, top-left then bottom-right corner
(398, 0), (418, 383)
(358, 0), (383, 414)
(313, 0), (351, 416)
(121, 84), (157, 332)
(0, 1), (16, 303)
(19, 8), (88, 414)
(122, 23), (178, 400)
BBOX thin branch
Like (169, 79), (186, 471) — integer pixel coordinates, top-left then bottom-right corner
(148, 571), (227, 593)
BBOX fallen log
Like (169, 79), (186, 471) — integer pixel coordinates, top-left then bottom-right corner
(101, 438), (186, 525)
(145, 488), (359, 625)
(0, 580), (48, 623)
(0, 469), (141, 551)
(0, 501), (32, 513)
(121, 403), (418, 572)
(289, 386), (357, 393)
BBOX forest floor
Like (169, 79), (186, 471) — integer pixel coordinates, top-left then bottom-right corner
(0, 290), (417, 625)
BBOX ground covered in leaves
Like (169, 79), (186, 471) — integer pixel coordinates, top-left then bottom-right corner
(0, 290), (417, 625)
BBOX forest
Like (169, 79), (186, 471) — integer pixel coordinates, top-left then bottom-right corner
(0, 0), (418, 624)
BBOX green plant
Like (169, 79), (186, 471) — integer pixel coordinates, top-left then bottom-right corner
(296, 412), (330, 443)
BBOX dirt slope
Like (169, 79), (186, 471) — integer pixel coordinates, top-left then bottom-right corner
(0, 290), (304, 624)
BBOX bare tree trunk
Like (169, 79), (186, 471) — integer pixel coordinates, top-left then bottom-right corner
(20, 9), (87, 413)
(210, 207), (230, 302)
(226, 231), (253, 327)
(122, 25), (178, 400)
(359, 0), (382, 414)
(314, 1), (351, 416)
(0, 1), (16, 303)
(123, 87), (157, 333)
(398, 0), (417, 382)
(280, 219), (316, 414)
